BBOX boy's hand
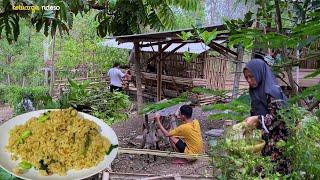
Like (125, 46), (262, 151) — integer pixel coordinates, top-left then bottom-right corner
(245, 116), (259, 128)
(154, 113), (161, 124)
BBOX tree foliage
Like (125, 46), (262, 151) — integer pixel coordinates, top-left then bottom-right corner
(0, 0), (200, 43)
(227, 0), (320, 102)
(0, 19), (44, 86)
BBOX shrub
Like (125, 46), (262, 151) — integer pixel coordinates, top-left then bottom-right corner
(1, 85), (51, 114)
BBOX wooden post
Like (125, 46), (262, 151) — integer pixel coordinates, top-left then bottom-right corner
(134, 42), (143, 112)
(232, 45), (244, 99)
(157, 44), (162, 101)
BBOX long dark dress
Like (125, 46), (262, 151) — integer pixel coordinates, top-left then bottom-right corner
(257, 95), (291, 174)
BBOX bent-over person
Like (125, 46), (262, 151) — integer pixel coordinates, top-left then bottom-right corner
(154, 105), (204, 155)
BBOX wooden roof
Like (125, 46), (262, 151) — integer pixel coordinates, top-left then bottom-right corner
(113, 25), (229, 43)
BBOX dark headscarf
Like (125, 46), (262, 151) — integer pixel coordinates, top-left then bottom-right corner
(244, 59), (288, 116)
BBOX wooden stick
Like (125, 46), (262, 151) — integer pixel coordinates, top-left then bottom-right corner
(141, 173), (181, 180)
(108, 172), (213, 180)
(118, 148), (210, 160)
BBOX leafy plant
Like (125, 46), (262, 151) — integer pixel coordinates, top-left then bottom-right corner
(67, 78), (90, 103)
(59, 79), (131, 125)
(199, 30), (218, 45)
(203, 93), (250, 121)
(177, 31), (193, 41)
(182, 52), (197, 63)
(1, 85), (52, 114)
(141, 93), (188, 114)
(288, 84), (320, 104)
(277, 106), (320, 179)
(192, 87), (228, 98)
(211, 131), (278, 179)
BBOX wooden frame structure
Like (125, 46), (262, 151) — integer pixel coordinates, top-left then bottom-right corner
(114, 25), (244, 112)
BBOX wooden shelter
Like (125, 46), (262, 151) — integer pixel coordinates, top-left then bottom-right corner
(108, 25), (244, 111)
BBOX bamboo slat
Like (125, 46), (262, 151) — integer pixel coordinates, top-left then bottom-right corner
(118, 148), (210, 160)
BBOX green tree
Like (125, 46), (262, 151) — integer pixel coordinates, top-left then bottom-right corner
(0, 19), (44, 86)
(0, 0), (200, 43)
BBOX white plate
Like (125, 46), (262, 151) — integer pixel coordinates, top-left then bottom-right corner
(0, 109), (118, 180)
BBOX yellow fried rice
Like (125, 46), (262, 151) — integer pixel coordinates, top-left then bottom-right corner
(6, 108), (110, 176)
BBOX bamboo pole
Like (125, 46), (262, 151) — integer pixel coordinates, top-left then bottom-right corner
(118, 147), (210, 160)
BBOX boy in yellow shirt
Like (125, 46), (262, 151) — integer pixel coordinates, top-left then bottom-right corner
(154, 105), (203, 154)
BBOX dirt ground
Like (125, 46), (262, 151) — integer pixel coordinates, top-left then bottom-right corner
(0, 105), (223, 178)
(110, 107), (223, 177)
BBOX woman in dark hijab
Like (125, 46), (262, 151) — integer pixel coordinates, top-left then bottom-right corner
(243, 58), (290, 174)
(245, 58), (288, 116)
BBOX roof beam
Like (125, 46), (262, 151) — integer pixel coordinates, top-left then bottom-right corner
(140, 41), (171, 47)
(139, 39), (202, 47)
(210, 41), (238, 56)
(117, 35), (229, 43)
(145, 43), (172, 63)
(145, 42), (187, 65)
(160, 42), (187, 61)
(208, 42), (237, 59)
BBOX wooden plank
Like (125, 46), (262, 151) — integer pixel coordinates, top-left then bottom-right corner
(141, 174), (180, 180)
(118, 148), (210, 160)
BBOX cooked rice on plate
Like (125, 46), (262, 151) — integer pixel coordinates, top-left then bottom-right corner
(6, 108), (111, 176)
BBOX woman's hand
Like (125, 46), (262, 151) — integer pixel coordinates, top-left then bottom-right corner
(245, 116), (259, 128)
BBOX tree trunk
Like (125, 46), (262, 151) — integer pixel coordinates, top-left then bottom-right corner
(285, 65), (298, 95)
(27, 22), (32, 47)
(6, 54), (12, 85)
(22, 76), (26, 87)
(251, 9), (260, 59)
(274, 0), (283, 33)
(43, 37), (50, 86)
(232, 45), (244, 99)
(50, 34), (56, 96)
(274, 0), (297, 95)
(7, 74), (11, 85)
(134, 42), (143, 112)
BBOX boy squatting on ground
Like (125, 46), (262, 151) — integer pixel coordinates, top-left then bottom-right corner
(154, 105), (204, 154)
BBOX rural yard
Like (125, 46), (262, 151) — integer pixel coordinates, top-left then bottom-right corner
(1, 0), (320, 179)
